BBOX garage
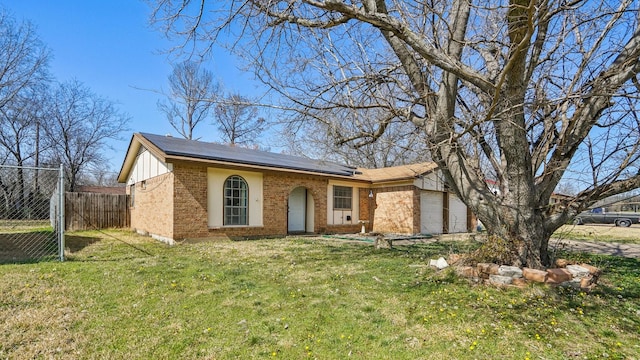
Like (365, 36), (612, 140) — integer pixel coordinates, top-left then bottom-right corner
(420, 191), (468, 234)
(447, 194), (468, 233)
(420, 191), (443, 234)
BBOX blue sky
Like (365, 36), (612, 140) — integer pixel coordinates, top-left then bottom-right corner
(4, 0), (265, 173)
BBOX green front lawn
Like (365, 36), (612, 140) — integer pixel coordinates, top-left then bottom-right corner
(554, 224), (640, 245)
(1, 230), (638, 359)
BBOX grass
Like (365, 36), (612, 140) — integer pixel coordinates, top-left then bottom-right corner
(1, 230), (639, 359)
(554, 224), (640, 245)
(0, 219), (52, 233)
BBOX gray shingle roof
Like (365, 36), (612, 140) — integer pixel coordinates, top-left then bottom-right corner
(140, 133), (360, 177)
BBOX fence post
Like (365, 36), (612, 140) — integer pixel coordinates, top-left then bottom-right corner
(58, 164), (65, 261)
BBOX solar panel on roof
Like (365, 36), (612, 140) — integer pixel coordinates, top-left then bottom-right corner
(140, 133), (360, 177)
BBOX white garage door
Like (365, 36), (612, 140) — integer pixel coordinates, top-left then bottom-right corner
(420, 191), (443, 234)
(448, 194), (468, 233)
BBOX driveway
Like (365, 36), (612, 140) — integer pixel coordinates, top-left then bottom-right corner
(552, 224), (640, 258)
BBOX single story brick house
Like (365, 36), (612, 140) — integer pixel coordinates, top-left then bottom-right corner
(117, 133), (473, 243)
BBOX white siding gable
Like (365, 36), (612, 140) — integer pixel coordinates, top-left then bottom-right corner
(414, 171), (445, 191)
(127, 147), (172, 185)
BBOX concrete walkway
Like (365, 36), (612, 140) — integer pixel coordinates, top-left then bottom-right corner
(549, 238), (640, 259)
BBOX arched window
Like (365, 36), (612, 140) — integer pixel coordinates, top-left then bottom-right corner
(224, 175), (248, 225)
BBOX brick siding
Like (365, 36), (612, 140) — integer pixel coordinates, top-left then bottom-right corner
(172, 164), (209, 240)
(358, 188), (374, 232)
(129, 172), (174, 239)
(130, 162), (426, 240)
(413, 187), (421, 233)
(208, 171), (349, 239)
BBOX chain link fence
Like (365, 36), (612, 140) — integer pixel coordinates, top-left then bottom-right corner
(0, 165), (64, 263)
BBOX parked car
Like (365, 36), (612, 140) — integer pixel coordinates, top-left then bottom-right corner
(573, 208), (640, 227)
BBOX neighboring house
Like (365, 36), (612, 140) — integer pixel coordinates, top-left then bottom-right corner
(587, 194), (640, 213)
(608, 195), (640, 212)
(117, 133), (472, 243)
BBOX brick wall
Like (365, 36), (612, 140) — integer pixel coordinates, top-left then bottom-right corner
(325, 224), (362, 234)
(412, 187), (421, 233)
(357, 188), (374, 232)
(208, 172), (334, 239)
(130, 172), (174, 239)
(131, 163), (376, 241)
(371, 185), (419, 234)
(172, 164), (209, 240)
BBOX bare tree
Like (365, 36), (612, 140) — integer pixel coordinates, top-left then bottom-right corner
(43, 80), (130, 191)
(0, 8), (50, 112)
(0, 7), (50, 166)
(285, 110), (430, 168)
(77, 164), (121, 187)
(0, 90), (50, 218)
(0, 91), (42, 167)
(214, 93), (265, 146)
(0, 7), (50, 218)
(158, 60), (218, 140)
(151, 0), (640, 268)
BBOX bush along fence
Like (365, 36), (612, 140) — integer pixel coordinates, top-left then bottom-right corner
(65, 192), (130, 231)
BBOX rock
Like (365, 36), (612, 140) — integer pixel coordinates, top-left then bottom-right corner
(579, 263), (602, 277)
(455, 266), (477, 278)
(512, 277), (527, 287)
(523, 268), (548, 283)
(374, 236), (392, 249)
(487, 264), (500, 275)
(477, 263), (500, 275)
(476, 263), (490, 274)
(555, 258), (571, 268)
(546, 268), (572, 284)
(498, 265), (523, 278)
(489, 275), (513, 286)
(566, 265), (590, 279)
(580, 275), (596, 288)
(559, 280), (581, 289)
(429, 257), (449, 270)
(447, 253), (463, 265)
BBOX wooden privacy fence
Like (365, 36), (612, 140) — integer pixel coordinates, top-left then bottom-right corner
(65, 192), (130, 231)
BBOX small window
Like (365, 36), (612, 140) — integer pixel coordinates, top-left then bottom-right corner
(224, 175), (248, 225)
(333, 186), (352, 210)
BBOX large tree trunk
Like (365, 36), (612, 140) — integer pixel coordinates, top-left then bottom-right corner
(435, 0), (554, 269)
(481, 210), (552, 269)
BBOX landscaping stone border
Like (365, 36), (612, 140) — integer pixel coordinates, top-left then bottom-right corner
(433, 255), (601, 290)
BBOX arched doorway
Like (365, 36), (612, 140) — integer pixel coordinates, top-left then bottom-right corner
(288, 187), (314, 233)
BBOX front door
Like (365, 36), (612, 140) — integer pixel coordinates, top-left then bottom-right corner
(288, 187), (307, 233)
